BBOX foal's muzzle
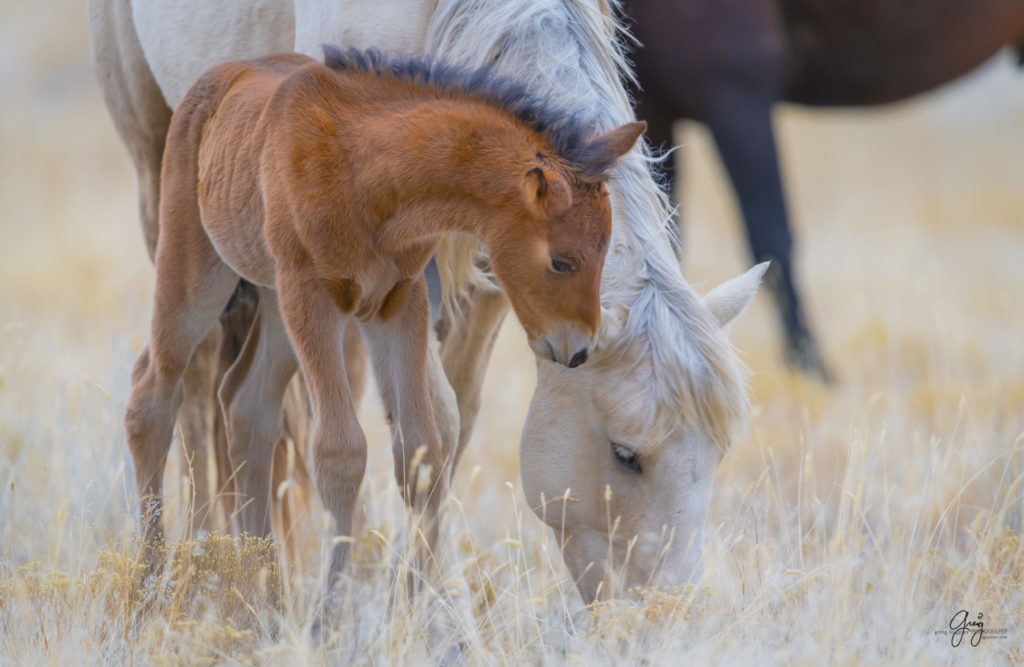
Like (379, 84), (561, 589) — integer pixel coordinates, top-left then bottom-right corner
(530, 326), (594, 368)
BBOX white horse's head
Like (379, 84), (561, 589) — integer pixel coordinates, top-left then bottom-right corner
(520, 263), (766, 601)
(419, 0), (769, 601)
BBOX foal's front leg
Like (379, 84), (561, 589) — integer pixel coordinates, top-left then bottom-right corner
(276, 270), (366, 591)
(360, 277), (447, 579)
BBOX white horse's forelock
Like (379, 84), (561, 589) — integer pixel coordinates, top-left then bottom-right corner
(427, 0), (749, 446)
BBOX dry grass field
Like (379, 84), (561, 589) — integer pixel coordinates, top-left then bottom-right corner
(2, 2), (1023, 663)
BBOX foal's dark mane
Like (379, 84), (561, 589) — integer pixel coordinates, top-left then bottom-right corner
(322, 45), (609, 180)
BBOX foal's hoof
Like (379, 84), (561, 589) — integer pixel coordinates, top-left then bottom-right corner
(139, 536), (168, 578)
(310, 592), (342, 648)
(310, 616), (325, 647)
(435, 639), (468, 666)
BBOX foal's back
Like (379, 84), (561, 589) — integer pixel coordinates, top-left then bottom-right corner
(167, 53), (423, 287)
(163, 53), (316, 288)
(166, 51), (514, 294)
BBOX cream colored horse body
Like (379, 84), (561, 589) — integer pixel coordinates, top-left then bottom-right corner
(92, 0), (763, 601)
(129, 0), (295, 106)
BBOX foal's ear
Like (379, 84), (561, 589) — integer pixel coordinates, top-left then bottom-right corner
(578, 121), (646, 179)
(523, 167), (572, 218)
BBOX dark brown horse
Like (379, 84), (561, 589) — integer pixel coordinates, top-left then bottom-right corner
(623, 0), (1024, 378)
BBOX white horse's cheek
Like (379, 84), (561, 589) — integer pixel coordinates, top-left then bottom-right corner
(519, 386), (588, 527)
(648, 457), (717, 588)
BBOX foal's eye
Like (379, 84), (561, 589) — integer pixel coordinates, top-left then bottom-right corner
(550, 256), (577, 274)
(611, 442), (642, 473)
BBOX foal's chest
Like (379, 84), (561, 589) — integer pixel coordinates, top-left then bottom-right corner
(322, 240), (436, 322)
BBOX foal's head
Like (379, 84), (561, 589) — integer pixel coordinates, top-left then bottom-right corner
(486, 121), (644, 368)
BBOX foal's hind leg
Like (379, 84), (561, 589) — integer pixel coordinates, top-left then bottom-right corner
(125, 231), (238, 551)
(218, 289), (298, 539)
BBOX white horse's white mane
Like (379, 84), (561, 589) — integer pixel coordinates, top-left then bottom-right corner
(428, 0), (749, 447)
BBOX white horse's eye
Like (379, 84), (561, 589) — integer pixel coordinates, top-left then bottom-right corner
(611, 442), (642, 473)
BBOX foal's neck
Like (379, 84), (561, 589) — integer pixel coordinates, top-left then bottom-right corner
(365, 102), (530, 251)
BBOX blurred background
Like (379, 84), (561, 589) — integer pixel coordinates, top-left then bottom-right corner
(1, 0), (1022, 661)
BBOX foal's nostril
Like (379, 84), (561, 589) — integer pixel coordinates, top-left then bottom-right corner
(568, 348), (589, 368)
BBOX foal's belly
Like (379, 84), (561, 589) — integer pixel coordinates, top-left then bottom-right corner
(198, 197), (278, 288)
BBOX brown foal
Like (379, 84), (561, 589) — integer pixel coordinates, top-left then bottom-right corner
(123, 47), (643, 588)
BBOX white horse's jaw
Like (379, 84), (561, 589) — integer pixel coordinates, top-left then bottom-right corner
(519, 360), (720, 601)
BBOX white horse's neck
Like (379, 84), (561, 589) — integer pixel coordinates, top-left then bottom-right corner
(294, 0), (439, 57)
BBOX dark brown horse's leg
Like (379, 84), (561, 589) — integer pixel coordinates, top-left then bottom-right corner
(361, 277), (447, 595)
(276, 270), (367, 597)
(702, 86), (831, 380)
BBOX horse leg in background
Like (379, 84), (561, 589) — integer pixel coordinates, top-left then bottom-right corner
(432, 276), (509, 467)
(340, 323), (368, 408)
(207, 284), (258, 530)
(342, 262), (458, 473)
(360, 277), (448, 590)
(207, 291), (361, 557)
(87, 0), (170, 262)
(218, 289), (298, 539)
(179, 326), (222, 533)
(702, 86), (831, 380)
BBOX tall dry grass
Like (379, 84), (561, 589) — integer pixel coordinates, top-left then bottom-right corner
(1, 3), (1022, 663)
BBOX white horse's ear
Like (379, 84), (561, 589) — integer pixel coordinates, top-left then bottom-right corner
(703, 262), (769, 328)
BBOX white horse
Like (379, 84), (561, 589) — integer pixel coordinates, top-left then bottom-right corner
(89, 0), (765, 601)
